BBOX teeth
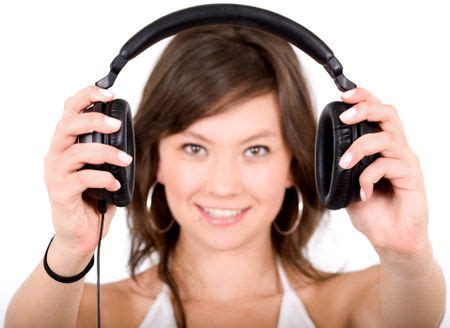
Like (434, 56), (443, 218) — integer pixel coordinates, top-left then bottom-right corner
(203, 207), (243, 218)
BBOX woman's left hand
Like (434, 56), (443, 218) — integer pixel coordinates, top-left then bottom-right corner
(338, 87), (430, 258)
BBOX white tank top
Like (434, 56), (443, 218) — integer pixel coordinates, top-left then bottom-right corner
(139, 256), (316, 327)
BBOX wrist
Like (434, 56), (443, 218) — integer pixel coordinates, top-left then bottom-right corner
(378, 239), (435, 280)
(46, 236), (94, 278)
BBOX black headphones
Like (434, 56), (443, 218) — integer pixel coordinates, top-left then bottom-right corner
(77, 3), (381, 210)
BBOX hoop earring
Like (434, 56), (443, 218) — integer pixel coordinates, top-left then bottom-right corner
(272, 185), (303, 236)
(147, 181), (175, 234)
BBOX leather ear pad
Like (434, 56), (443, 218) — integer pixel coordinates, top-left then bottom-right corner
(77, 99), (135, 207)
(315, 101), (381, 209)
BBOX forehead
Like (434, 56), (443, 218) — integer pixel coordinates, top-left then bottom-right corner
(180, 91), (282, 143)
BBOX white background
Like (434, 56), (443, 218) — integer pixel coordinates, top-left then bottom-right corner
(1, 0), (449, 326)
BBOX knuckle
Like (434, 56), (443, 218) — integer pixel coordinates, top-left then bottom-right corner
(385, 131), (395, 144)
(364, 100), (377, 114)
(356, 101), (367, 114)
(408, 159), (418, 173)
(82, 112), (102, 128)
(386, 104), (397, 115)
(73, 143), (94, 159)
(56, 117), (68, 133)
(44, 153), (52, 168)
(79, 85), (95, 98)
(359, 161), (376, 184)
(63, 97), (72, 111)
(66, 143), (82, 159)
(87, 85), (100, 99)
(95, 112), (107, 127)
(43, 168), (52, 184)
(354, 146), (363, 159)
(44, 158), (54, 175)
(75, 170), (89, 187)
(357, 133), (372, 149)
(100, 171), (114, 185)
(355, 100), (370, 114)
(359, 173), (367, 186)
(356, 86), (366, 94)
(88, 85), (98, 93)
(408, 152), (420, 165)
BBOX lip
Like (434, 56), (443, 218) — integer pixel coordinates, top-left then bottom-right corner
(197, 204), (251, 211)
(196, 205), (251, 226)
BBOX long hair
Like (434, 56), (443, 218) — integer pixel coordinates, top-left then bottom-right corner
(127, 25), (340, 327)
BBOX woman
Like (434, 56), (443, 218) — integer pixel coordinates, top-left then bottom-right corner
(5, 25), (445, 327)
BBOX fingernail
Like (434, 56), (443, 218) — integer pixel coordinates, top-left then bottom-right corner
(339, 107), (357, 121)
(105, 116), (121, 128)
(115, 179), (122, 190)
(118, 151), (133, 164)
(360, 188), (366, 201)
(99, 88), (114, 98)
(342, 89), (356, 99)
(339, 152), (352, 169)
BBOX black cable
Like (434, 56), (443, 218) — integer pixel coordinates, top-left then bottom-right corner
(97, 200), (107, 328)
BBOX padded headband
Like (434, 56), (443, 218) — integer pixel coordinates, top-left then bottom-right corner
(95, 3), (356, 92)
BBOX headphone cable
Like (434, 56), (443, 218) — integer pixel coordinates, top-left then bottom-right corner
(97, 200), (107, 328)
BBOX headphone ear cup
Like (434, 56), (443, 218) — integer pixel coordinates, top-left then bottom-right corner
(108, 99), (135, 207)
(77, 99), (135, 207)
(315, 101), (381, 209)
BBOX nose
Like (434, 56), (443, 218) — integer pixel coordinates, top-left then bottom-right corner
(205, 154), (242, 196)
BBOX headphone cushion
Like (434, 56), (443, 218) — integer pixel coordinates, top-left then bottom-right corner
(77, 99), (135, 207)
(315, 101), (382, 209)
(107, 99), (135, 207)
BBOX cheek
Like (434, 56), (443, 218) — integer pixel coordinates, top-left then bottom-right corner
(241, 160), (289, 213)
(160, 158), (203, 196)
(158, 157), (203, 225)
(158, 141), (203, 194)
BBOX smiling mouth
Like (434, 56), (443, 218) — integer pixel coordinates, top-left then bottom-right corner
(196, 204), (250, 211)
(196, 205), (251, 225)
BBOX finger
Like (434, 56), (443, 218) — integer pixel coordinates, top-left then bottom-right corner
(340, 86), (381, 104)
(53, 143), (133, 177)
(47, 112), (122, 158)
(338, 131), (413, 170)
(71, 169), (122, 196)
(63, 85), (114, 119)
(359, 157), (422, 201)
(49, 170), (121, 206)
(338, 101), (406, 141)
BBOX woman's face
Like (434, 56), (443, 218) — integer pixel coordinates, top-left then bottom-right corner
(157, 91), (294, 250)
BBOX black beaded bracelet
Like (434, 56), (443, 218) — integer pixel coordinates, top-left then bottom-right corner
(43, 235), (95, 283)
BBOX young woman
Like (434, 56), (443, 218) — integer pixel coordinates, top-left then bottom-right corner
(6, 25), (445, 327)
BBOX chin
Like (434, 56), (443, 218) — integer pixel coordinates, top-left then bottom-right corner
(197, 223), (270, 253)
(201, 233), (253, 252)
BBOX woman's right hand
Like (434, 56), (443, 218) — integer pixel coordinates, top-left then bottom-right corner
(44, 86), (133, 259)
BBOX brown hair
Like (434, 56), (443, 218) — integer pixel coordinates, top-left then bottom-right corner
(127, 25), (340, 327)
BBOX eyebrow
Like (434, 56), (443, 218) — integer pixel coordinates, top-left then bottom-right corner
(181, 129), (278, 145)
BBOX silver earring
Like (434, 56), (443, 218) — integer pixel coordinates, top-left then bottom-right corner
(147, 181), (175, 233)
(272, 185), (303, 236)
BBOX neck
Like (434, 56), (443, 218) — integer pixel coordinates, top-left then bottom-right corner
(170, 229), (281, 302)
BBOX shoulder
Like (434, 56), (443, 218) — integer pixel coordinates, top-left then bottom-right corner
(284, 261), (380, 327)
(76, 265), (164, 328)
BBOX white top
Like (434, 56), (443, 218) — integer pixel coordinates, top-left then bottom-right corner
(139, 256), (316, 327)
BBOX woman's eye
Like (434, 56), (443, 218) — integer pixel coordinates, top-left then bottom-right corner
(182, 143), (206, 155)
(244, 145), (270, 157)
(182, 143), (270, 157)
